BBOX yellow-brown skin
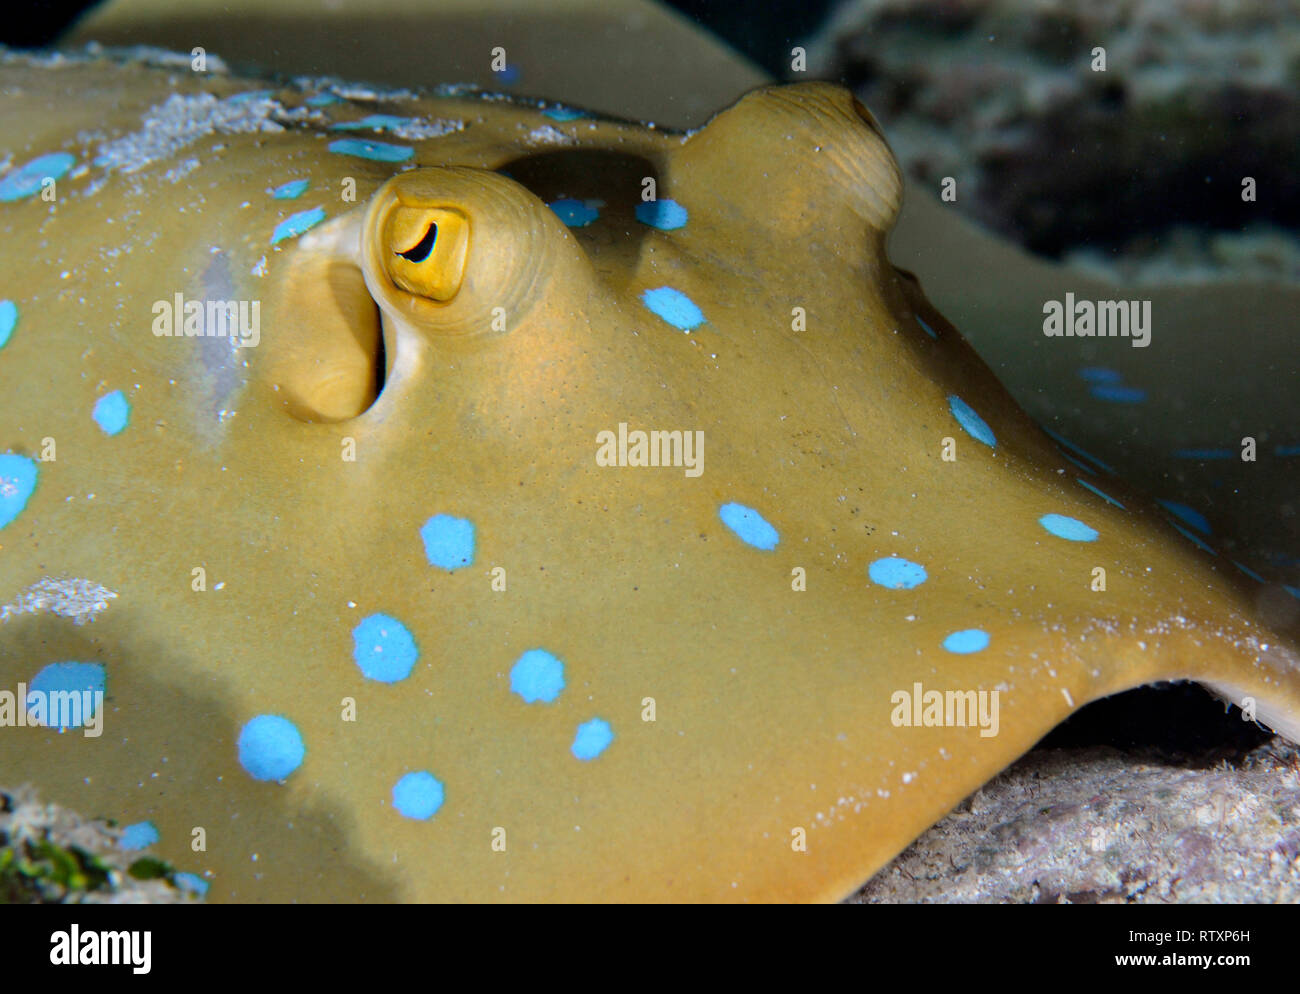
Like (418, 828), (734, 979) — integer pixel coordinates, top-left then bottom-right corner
(2, 54), (1298, 902)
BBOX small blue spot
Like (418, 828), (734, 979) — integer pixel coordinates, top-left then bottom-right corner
(948, 395), (996, 448)
(270, 178), (309, 199)
(548, 198), (599, 227)
(305, 91), (341, 107)
(1078, 366), (1122, 384)
(226, 90), (273, 104)
(1232, 560), (1265, 583)
(571, 718), (614, 761)
(719, 502), (779, 550)
(1061, 452), (1095, 475)
(1276, 445), (1300, 457)
(868, 557), (928, 589)
(510, 649), (566, 703)
(542, 105), (587, 121)
(0, 152), (75, 202)
(1170, 521), (1215, 555)
(1157, 500), (1210, 536)
(916, 316), (938, 339)
(1285, 585), (1300, 600)
(1077, 478), (1125, 510)
(0, 299), (16, 348)
(1039, 513), (1098, 542)
(92, 390), (130, 435)
(237, 715), (305, 781)
(1041, 426), (1116, 475)
(420, 513), (475, 570)
(327, 138), (413, 162)
(26, 662), (105, 730)
(642, 286), (704, 331)
(174, 872), (210, 896)
(0, 453), (38, 529)
(635, 199), (688, 230)
(943, 629), (990, 654)
(352, 613), (419, 683)
(119, 821), (159, 851)
(1173, 447), (1235, 460)
(392, 771), (444, 819)
(271, 206), (326, 245)
(1090, 384), (1147, 403)
(498, 65), (521, 85)
(331, 114), (417, 132)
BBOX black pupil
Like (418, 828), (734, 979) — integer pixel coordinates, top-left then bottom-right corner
(397, 223), (438, 263)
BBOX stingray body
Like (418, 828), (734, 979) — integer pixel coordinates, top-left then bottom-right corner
(1, 49), (1298, 902)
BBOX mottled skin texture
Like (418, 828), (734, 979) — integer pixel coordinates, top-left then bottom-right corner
(1, 53), (1298, 902)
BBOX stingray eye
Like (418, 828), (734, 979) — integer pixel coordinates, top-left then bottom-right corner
(383, 206), (469, 301)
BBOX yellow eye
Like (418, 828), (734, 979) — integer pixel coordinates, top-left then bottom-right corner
(383, 206), (470, 301)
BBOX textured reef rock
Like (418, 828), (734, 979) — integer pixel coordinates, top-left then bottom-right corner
(802, 0), (1300, 282)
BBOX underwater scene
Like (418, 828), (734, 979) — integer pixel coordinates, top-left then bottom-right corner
(0, 0), (1297, 913)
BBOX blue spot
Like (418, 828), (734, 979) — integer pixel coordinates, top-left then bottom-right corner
(119, 821), (159, 851)
(868, 557), (928, 589)
(174, 872), (210, 896)
(1285, 585), (1300, 600)
(270, 178), (309, 199)
(351, 613), (419, 683)
(26, 662), (105, 730)
(392, 771), (444, 820)
(571, 718), (614, 761)
(1170, 521), (1215, 555)
(1232, 560), (1265, 583)
(719, 502), (779, 550)
(0, 152), (75, 202)
(1061, 452), (1095, 475)
(947, 395), (996, 448)
(1041, 427), (1117, 475)
(916, 316), (938, 339)
(1077, 478), (1125, 510)
(331, 114), (417, 132)
(1090, 384), (1147, 403)
(1277, 445), (1300, 457)
(943, 629), (990, 654)
(0, 453), (38, 529)
(1039, 513), (1098, 542)
(226, 90), (273, 104)
(420, 513), (475, 571)
(0, 299), (16, 348)
(1173, 447), (1235, 460)
(635, 199), (688, 230)
(92, 390), (130, 435)
(510, 649), (565, 703)
(542, 106), (587, 121)
(271, 206), (326, 245)
(1157, 500), (1210, 536)
(642, 286), (704, 331)
(327, 138), (413, 162)
(548, 198), (599, 227)
(498, 65), (521, 85)
(1078, 366), (1122, 384)
(237, 715), (305, 781)
(305, 91), (341, 107)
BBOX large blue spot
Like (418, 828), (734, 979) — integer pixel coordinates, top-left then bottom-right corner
(420, 514), (475, 571)
(1170, 521), (1216, 555)
(328, 138), (413, 162)
(271, 206), (326, 245)
(352, 613), (419, 683)
(392, 771), (444, 820)
(26, 662), (105, 730)
(642, 286), (704, 331)
(0, 299), (16, 348)
(943, 629), (990, 654)
(868, 557), (928, 589)
(174, 872), (210, 896)
(1157, 500), (1211, 536)
(92, 390), (130, 435)
(571, 718), (614, 761)
(0, 453), (38, 529)
(119, 821), (159, 851)
(548, 198), (599, 227)
(270, 178), (309, 200)
(635, 199), (688, 230)
(237, 715), (305, 781)
(0, 152), (75, 202)
(510, 649), (565, 703)
(1285, 585), (1300, 600)
(331, 114), (417, 132)
(947, 395), (996, 448)
(1090, 384), (1147, 404)
(1078, 366), (1122, 384)
(1077, 478), (1125, 510)
(719, 502), (779, 550)
(1039, 513), (1098, 542)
